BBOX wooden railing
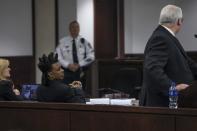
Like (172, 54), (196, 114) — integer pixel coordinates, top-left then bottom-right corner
(0, 101), (197, 131)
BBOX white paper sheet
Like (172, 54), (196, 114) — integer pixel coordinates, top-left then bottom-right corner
(89, 98), (110, 105)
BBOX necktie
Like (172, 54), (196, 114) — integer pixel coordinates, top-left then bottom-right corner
(72, 39), (79, 64)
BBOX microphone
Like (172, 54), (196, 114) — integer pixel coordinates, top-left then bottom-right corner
(194, 34), (197, 38)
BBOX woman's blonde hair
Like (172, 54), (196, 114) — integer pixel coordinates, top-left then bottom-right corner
(0, 59), (10, 80)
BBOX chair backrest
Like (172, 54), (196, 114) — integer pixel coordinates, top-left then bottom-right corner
(110, 68), (142, 98)
(21, 84), (39, 100)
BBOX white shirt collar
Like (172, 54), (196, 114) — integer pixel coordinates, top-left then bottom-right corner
(69, 35), (80, 41)
(161, 25), (175, 36)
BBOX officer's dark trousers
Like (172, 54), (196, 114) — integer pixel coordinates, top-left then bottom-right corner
(63, 68), (81, 85)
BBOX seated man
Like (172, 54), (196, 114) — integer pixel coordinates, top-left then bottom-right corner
(37, 52), (85, 103)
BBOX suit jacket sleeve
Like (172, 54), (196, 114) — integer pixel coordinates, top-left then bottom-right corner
(62, 85), (85, 103)
(0, 81), (23, 101)
(144, 36), (171, 96)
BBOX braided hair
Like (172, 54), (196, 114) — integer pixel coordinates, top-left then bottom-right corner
(38, 52), (58, 86)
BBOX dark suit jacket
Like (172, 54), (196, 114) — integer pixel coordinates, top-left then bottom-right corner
(0, 80), (23, 101)
(140, 25), (197, 107)
(36, 80), (85, 103)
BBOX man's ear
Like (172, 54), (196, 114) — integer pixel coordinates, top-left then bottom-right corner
(177, 19), (182, 26)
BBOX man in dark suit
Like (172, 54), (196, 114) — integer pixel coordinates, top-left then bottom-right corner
(140, 5), (197, 107)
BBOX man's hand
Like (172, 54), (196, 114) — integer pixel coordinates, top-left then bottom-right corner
(69, 81), (82, 89)
(13, 89), (20, 95)
(176, 84), (189, 91)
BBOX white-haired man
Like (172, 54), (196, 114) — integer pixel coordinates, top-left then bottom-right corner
(140, 5), (197, 107)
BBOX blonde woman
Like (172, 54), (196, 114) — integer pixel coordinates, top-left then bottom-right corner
(0, 58), (22, 101)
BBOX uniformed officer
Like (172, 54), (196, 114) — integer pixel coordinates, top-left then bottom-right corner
(56, 20), (95, 85)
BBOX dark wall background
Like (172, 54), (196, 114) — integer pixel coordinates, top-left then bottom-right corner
(3, 56), (35, 87)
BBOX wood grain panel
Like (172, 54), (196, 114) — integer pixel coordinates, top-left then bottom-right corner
(176, 116), (197, 131)
(94, 0), (118, 59)
(70, 111), (174, 131)
(0, 108), (69, 131)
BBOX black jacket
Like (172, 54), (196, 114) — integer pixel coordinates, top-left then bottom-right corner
(140, 25), (197, 107)
(0, 80), (23, 101)
(36, 80), (85, 103)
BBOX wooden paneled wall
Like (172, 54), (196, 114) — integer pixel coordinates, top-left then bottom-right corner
(94, 0), (118, 59)
(3, 56), (35, 87)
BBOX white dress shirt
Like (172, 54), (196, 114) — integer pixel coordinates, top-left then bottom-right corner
(161, 25), (175, 36)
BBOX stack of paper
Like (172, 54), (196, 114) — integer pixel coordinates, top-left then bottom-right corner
(86, 98), (139, 106)
(87, 98), (110, 105)
(110, 99), (134, 106)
